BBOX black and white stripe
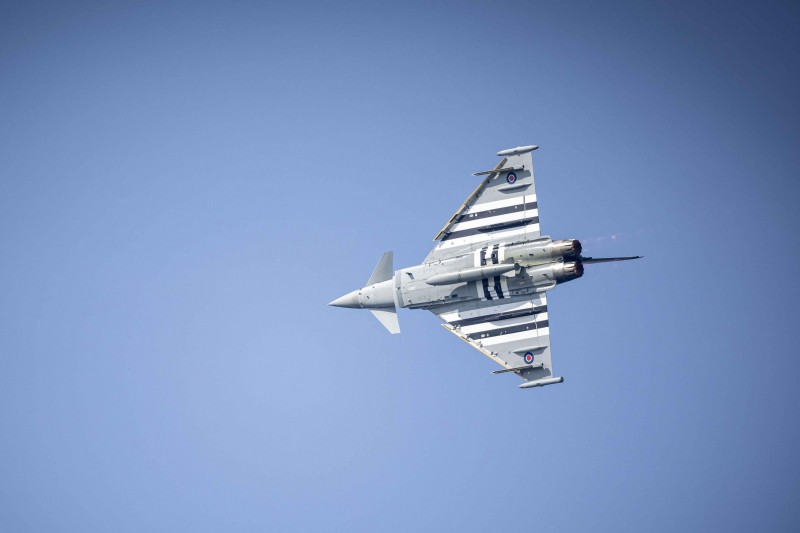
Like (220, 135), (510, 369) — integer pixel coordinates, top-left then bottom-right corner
(481, 278), (492, 301)
(440, 293), (551, 347)
(448, 305), (548, 328)
(467, 319), (549, 341)
(440, 196), (539, 242)
(442, 217), (539, 241)
(490, 244), (505, 299)
(455, 201), (537, 224)
(474, 244), (509, 300)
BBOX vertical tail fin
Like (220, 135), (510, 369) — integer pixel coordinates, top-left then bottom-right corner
(366, 251), (393, 285)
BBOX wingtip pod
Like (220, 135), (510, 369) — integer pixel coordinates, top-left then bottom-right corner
(519, 376), (564, 389)
(496, 145), (538, 156)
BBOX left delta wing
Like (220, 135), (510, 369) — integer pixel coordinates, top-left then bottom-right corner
(432, 293), (560, 386)
(425, 145), (540, 264)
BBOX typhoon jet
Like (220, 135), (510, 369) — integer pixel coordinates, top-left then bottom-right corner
(330, 145), (640, 389)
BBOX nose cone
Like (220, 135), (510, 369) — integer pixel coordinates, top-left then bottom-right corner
(329, 289), (361, 308)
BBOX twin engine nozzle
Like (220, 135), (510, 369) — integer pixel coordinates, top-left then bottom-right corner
(549, 241), (584, 283)
(425, 239), (586, 290)
(551, 260), (584, 283)
(549, 239), (582, 260)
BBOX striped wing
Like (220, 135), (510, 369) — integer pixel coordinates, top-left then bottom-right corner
(434, 293), (554, 383)
(425, 147), (540, 264)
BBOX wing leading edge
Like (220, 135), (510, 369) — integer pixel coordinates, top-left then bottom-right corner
(425, 146), (540, 264)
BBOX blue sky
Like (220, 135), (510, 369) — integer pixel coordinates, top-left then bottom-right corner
(1, 1), (798, 531)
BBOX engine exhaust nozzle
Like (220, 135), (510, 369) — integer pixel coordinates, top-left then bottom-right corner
(551, 239), (582, 259)
(553, 260), (584, 284)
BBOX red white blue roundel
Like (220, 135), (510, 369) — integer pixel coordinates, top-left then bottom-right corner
(523, 352), (534, 364)
(506, 172), (517, 184)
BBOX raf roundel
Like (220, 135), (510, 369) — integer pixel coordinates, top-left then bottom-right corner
(523, 352), (535, 365)
(506, 172), (517, 184)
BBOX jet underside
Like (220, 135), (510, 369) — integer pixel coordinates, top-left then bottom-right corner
(330, 145), (640, 389)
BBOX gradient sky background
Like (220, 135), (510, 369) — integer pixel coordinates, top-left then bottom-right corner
(1, 1), (799, 531)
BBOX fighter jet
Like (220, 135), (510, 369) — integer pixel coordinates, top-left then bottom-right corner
(330, 145), (640, 389)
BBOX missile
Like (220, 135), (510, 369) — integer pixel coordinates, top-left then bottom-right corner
(518, 376), (564, 389)
(426, 263), (516, 286)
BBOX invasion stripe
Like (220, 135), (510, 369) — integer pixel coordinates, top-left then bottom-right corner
(442, 217), (539, 241)
(485, 245), (498, 298)
(481, 327), (550, 346)
(490, 244), (504, 298)
(481, 278), (492, 300)
(450, 210), (537, 233)
(466, 195), (536, 214)
(493, 276), (504, 298)
(456, 201), (537, 224)
(500, 276), (509, 297)
(468, 320), (550, 341)
(448, 305), (547, 328)
(437, 298), (544, 323)
(433, 224), (539, 249)
(460, 312), (548, 336)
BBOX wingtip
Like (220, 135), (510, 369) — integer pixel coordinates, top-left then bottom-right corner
(496, 145), (538, 156)
(518, 376), (564, 389)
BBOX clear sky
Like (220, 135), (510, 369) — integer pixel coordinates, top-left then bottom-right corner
(1, 1), (799, 531)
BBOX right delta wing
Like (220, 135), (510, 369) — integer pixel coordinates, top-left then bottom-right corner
(432, 293), (559, 386)
(425, 146), (541, 264)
